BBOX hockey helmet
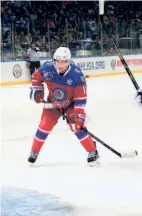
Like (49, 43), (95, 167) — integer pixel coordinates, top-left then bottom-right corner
(53, 47), (71, 62)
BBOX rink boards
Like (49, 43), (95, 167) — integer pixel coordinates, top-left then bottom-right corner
(1, 54), (142, 86)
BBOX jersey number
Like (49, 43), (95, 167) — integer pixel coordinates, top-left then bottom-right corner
(83, 86), (87, 94)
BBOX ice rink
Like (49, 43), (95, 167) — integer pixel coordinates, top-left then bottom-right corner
(1, 74), (142, 216)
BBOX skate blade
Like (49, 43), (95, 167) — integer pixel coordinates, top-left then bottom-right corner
(27, 162), (36, 167)
(88, 160), (100, 167)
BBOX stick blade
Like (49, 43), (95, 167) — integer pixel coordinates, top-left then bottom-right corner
(121, 150), (138, 158)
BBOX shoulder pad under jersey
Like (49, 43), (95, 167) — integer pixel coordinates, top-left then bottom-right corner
(39, 61), (54, 81)
(41, 61), (54, 69)
(70, 64), (86, 85)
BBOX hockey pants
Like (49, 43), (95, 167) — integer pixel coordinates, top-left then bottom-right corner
(31, 107), (96, 153)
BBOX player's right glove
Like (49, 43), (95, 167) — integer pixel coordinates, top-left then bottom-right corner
(136, 89), (142, 107)
(30, 85), (44, 103)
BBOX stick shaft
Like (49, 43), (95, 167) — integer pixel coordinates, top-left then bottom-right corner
(100, 15), (140, 91)
(42, 100), (137, 158)
(55, 108), (122, 157)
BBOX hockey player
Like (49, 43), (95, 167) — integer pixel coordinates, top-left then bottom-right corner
(136, 89), (142, 107)
(28, 46), (99, 166)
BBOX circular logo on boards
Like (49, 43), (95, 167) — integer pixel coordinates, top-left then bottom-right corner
(13, 64), (22, 78)
(111, 59), (116, 70)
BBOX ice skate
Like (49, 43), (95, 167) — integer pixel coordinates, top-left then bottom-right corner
(87, 150), (100, 167)
(28, 151), (39, 163)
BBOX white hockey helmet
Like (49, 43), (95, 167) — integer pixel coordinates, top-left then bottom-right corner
(53, 47), (71, 62)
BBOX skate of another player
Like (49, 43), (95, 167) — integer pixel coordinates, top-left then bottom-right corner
(1, 74), (142, 216)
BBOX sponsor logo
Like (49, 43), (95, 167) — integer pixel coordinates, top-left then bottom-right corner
(76, 61), (105, 71)
(13, 64), (22, 78)
(117, 59), (142, 67)
(111, 59), (116, 70)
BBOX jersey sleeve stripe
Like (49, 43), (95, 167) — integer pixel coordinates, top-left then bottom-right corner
(74, 97), (87, 100)
(74, 106), (85, 110)
(74, 99), (86, 106)
(32, 79), (39, 83)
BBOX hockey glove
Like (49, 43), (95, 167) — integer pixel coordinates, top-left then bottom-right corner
(136, 89), (142, 107)
(75, 113), (86, 131)
(67, 113), (86, 130)
(30, 85), (44, 103)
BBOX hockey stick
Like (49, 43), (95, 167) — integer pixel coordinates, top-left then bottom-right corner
(42, 101), (138, 158)
(56, 109), (138, 158)
(99, 1), (140, 91)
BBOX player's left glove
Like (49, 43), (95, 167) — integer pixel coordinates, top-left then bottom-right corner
(136, 89), (142, 107)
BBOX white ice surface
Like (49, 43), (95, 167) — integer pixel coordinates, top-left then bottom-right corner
(1, 74), (142, 216)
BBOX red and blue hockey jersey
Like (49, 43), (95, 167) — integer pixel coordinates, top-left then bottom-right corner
(32, 61), (87, 113)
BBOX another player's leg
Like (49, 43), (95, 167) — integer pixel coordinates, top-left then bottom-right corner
(28, 109), (61, 163)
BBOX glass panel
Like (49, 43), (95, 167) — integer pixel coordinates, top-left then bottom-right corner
(1, 21), (13, 61)
(1, 1), (142, 61)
